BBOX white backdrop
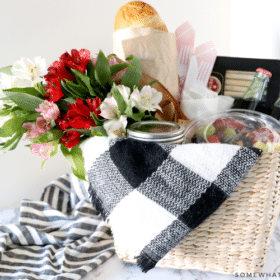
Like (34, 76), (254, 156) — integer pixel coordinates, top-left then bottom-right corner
(1, 0), (277, 210)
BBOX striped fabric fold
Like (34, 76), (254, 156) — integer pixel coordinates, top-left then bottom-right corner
(0, 173), (115, 280)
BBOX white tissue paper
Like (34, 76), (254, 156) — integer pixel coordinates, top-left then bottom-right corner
(180, 86), (234, 120)
(113, 27), (179, 100)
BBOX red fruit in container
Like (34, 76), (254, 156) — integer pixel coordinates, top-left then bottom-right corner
(224, 117), (245, 130)
(213, 118), (227, 130)
(248, 127), (274, 143)
(207, 135), (221, 143)
(236, 126), (250, 137)
(259, 127), (274, 142)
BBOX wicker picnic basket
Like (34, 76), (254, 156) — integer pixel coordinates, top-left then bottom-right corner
(114, 151), (280, 274)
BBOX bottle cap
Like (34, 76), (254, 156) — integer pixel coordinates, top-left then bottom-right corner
(256, 68), (272, 78)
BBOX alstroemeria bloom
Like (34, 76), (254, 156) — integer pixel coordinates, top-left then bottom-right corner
(130, 85), (162, 112)
(30, 142), (54, 161)
(0, 72), (33, 89)
(22, 117), (51, 140)
(60, 131), (82, 148)
(100, 96), (120, 119)
(11, 57), (47, 84)
(103, 115), (128, 138)
(56, 98), (101, 132)
(60, 49), (90, 73)
(36, 100), (60, 121)
(108, 85), (131, 104)
(44, 76), (65, 102)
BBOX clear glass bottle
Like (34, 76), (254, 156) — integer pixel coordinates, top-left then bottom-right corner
(271, 92), (280, 120)
(233, 68), (272, 111)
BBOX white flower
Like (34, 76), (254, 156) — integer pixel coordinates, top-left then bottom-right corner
(103, 116), (128, 138)
(109, 85), (131, 104)
(130, 85), (162, 112)
(0, 73), (33, 90)
(11, 56), (47, 84)
(100, 96), (120, 119)
(0, 73), (33, 110)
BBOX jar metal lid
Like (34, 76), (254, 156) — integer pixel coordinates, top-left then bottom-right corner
(127, 121), (185, 140)
(128, 134), (185, 143)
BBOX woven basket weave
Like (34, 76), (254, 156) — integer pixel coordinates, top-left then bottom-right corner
(114, 151), (280, 274)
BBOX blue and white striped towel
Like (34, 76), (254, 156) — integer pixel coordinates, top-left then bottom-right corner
(0, 173), (115, 280)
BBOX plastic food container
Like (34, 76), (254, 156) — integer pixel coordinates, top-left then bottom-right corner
(184, 109), (280, 151)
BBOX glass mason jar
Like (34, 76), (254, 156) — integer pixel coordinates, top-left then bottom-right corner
(127, 121), (186, 144)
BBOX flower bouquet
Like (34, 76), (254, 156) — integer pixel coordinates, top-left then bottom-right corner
(0, 49), (165, 180)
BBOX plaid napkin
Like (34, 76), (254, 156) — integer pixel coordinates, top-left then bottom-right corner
(88, 138), (261, 272)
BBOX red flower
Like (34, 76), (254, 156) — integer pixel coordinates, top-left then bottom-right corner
(60, 49), (91, 73)
(45, 60), (75, 83)
(44, 76), (65, 102)
(86, 98), (102, 117)
(56, 98), (102, 148)
(60, 131), (82, 148)
(56, 117), (70, 131)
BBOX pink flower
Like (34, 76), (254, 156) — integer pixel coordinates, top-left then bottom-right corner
(22, 117), (51, 140)
(36, 100), (60, 121)
(30, 142), (54, 160)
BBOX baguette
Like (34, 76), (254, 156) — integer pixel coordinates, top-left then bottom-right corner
(114, 1), (168, 32)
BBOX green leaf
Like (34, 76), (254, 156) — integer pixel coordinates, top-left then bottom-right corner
(0, 127), (7, 136)
(87, 59), (95, 75)
(65, 80), (87, 98)
(50, 140), (59, 158)
(111, 83), (127, 114)
(90, 112), (103, 126)
(71, 69), (96, 98)
(90, 126), (108, 137)
(3, 104), (13, 109)
(110, 63), (131, 76)
(107, 53), (117, 58)
(124, 100), (133, 116)
(4, 91), (44, 112)
(29, 129), (64, 144)
(50, 117), (56, 128)
(87, 60), (97, 85)
(144, 115), (158, 121)
(0, 65), (12, 75)
(56, 98), (70, 113)
(41, 160), (46, 170)
(145, 80), (158, 87)
(25, 112), (41, 122)
(129, 111), (145, 122)
(0, 109), (11, 116)
(10, 109), (29, 118)
(64, 97), (76, 103)
(4, 87), (44, 99)
(94, 50), (112, 88)
(121, 55), (142, 90)
(2, 128), (25, 151)
(60, 143), (87, 181)
(60, 80), (72, 98)
(0, 116), (27, 137)
(65, 128), (92, 136)
(34, 83), (47, 96)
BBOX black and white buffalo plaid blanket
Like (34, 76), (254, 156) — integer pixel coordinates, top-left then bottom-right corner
(88, 138), (262, 272)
